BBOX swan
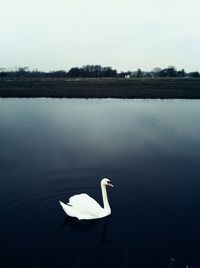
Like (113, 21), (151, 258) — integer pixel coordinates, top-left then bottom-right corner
(59, 178), (113, 220)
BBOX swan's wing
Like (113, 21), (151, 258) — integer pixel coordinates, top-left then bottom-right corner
(68, 193), (103, 216)
(59, 201), (94, 220)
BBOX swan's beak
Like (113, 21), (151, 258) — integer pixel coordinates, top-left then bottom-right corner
(108, 182), (114, 187)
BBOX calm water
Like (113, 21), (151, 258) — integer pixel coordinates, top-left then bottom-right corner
(1, 98), (200, 268)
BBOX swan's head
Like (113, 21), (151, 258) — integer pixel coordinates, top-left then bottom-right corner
(101, 178), (114, 187)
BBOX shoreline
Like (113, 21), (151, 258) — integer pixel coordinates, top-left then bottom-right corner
(0, 78), (200, 99)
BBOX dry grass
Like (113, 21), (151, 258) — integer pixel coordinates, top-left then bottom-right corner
(0, 78), (200, 98)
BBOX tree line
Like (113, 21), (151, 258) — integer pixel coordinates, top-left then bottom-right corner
(0, 65), (199, 78)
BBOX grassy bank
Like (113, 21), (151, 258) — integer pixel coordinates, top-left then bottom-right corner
(0, 78), (200, 98)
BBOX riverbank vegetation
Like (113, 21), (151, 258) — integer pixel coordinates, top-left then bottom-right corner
(0, 65), (200, 79)
(0, 65), (199, 98)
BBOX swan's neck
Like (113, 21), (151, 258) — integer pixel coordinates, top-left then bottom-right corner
(101, 183), (111, 214)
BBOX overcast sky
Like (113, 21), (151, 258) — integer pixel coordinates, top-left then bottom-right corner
(0, 0), (199, 72)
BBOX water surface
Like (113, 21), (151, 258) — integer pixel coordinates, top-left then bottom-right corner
(1, 98), (200, 267)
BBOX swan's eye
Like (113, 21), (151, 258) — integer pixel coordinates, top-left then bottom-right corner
(107, 181), (114, 187)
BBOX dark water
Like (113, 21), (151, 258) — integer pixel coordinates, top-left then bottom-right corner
(1, 98), (200, 268)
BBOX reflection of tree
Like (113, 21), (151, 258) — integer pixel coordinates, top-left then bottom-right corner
(167, 257), (175, 268)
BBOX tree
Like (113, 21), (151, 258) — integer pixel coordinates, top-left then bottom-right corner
(67, 65), (117, 78)
(67, 67), (81, 77)
(189, 72), (200, 78)
(136, 68), (143, 78)
(177, 69), (185, 77)
(48, 70), (67, 78)
(159, 66), (177, 77)
(152, 67), (162, 77)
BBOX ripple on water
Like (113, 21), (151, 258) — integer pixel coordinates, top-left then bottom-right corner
(0, 179), (101, 229)
(112, 184), (172, 222)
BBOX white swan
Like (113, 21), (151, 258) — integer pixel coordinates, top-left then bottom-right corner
(59, 178), (113, 220)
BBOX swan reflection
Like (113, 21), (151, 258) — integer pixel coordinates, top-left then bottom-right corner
(61, 215), (112, 245)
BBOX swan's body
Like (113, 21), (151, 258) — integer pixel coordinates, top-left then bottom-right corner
(59, 178), (113, 220)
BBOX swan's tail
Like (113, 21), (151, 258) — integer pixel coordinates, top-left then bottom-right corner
(59, 200), (66, 209)
(59, 200), (70, 210)
(59, 200), (78, 218)
(59, 200), (92, 220)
